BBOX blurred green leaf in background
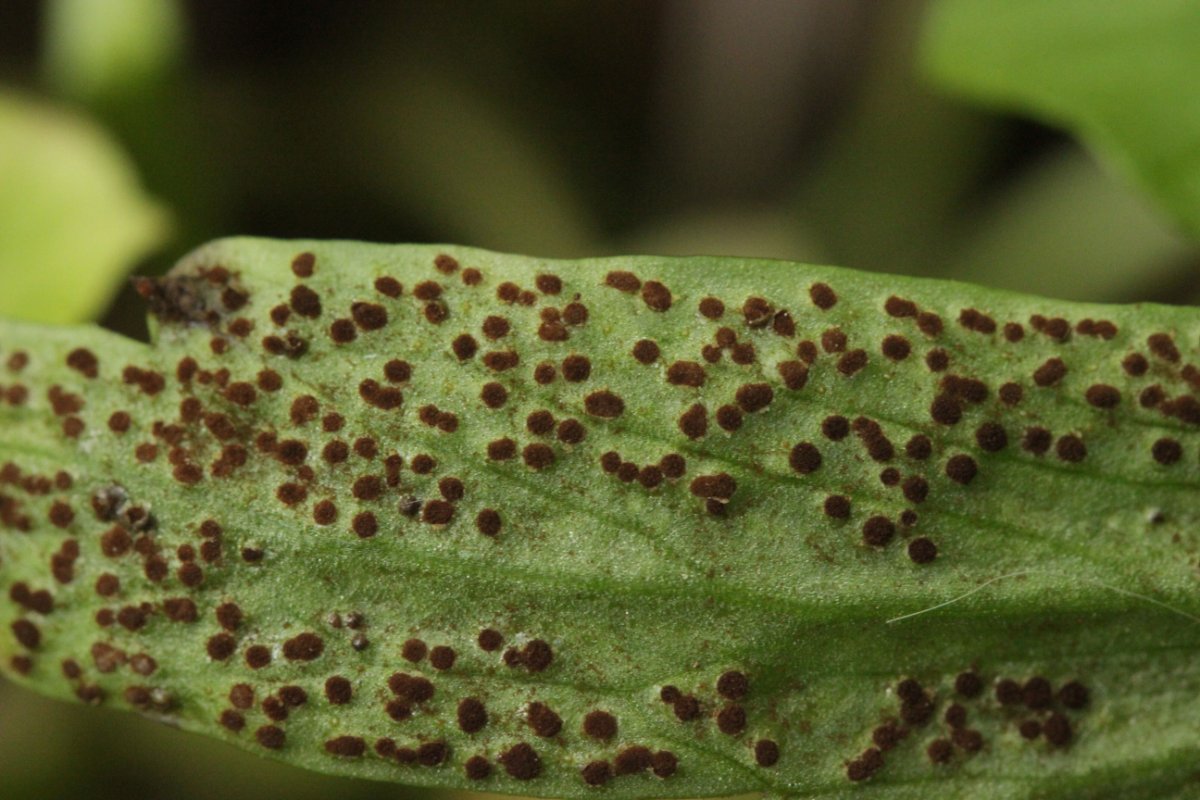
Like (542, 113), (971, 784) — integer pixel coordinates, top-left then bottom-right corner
(0, 91), (167, 323)
(43, 0), (184, 102)
(923, 0), (1200, 240)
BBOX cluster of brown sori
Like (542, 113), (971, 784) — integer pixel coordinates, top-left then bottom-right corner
(847, 670), (1090, 781)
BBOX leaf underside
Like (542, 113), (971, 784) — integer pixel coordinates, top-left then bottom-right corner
(0, 239), (1197, 800)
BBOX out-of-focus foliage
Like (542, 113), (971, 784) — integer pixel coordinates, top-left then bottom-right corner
(947, 153), (1194, 302)
(43, 0), (184, 102)
(923, 0), (1200, 239)
(0, 91), (167, 323)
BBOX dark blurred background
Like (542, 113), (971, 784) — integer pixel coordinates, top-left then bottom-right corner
(0, 1), (1197, 798)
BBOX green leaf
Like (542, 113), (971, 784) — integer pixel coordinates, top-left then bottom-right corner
(43, 0), (185, 103)
(1, 239), (1197, 799)
(921, 0), (1200, 240)
(948, 151), (1196, 303)
(0, 91), (169, 324)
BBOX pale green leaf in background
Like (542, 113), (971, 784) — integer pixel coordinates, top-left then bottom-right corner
(949, 152), (1195, 303)
(921, 0), (1200, 241)
(0, 92), (169, 324)
(0, 239), (1197, 799)
(43, 0), (185, 103)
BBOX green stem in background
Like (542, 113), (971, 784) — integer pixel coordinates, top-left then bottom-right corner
(0, 239), (1196, 799)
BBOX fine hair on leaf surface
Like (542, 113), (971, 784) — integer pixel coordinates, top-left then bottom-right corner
(0, 238), (1197, 800)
